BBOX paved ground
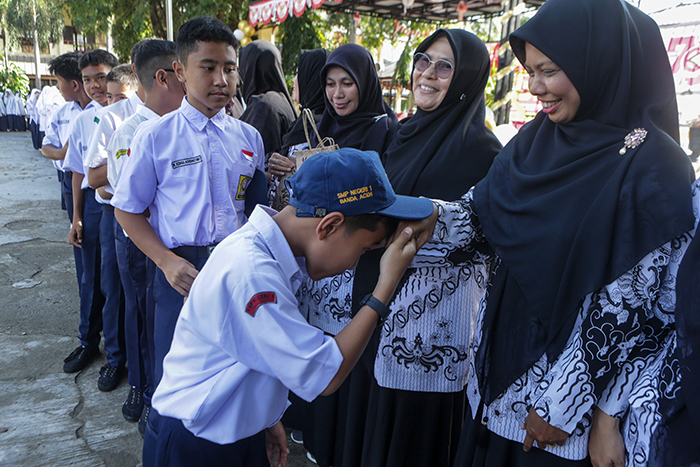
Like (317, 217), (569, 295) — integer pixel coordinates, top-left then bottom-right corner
(0, 131), (315, 466)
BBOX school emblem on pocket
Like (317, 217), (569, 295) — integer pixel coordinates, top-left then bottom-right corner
(236, 174), (252, 200)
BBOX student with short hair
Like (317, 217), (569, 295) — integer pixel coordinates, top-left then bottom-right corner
(113, 16), (266, 389)
(143, 148), (436, 467)
(61, 49), (119, 377)
(42, 53), (88, 310)
(108, 38), (184, 432)
(105, 64), (139, 104)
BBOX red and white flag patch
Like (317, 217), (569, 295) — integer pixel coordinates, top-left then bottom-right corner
(241, 149), (254, 159)
(245, 292), (276, 316)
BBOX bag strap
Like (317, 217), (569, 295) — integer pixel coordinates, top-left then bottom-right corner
(302, 108), (324, 148)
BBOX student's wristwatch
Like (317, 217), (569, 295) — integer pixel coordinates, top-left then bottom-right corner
(359, 294), (391, 319)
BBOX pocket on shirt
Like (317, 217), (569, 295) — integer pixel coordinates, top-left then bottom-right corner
(228, 161), (257, 201)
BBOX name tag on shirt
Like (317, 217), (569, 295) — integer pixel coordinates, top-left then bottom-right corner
(172, 155), (202, 170)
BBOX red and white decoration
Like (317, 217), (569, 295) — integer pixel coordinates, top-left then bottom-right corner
(249, 0), (325, 27)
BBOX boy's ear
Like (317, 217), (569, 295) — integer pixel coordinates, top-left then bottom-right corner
(71, 79), (83, 92)
(173, 60), (186, 84)
(316, 212), (345, 241)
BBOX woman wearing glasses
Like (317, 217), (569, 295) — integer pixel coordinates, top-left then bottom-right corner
(342, 29), (501, 467)
(405, 1), (697, 466)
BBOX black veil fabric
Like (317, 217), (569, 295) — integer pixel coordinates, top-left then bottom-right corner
(383, 29), (501, 200)
(648, 219), (700, 466)
(313, 43), (398, 154)
(472, 0), (696, 404)
(281, 48), (330, 150)
(353, 29), (501, 315)
(239, 40), (297, 155)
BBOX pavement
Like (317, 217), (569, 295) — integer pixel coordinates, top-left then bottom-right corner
(0, 131), (316, 466)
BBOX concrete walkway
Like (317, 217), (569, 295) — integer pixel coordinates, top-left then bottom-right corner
(0, 131), (314, 466)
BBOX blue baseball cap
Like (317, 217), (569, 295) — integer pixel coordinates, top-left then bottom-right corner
(285, 148), (434, 220)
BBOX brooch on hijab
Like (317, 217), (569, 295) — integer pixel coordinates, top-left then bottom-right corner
(619, 128), (647, 155)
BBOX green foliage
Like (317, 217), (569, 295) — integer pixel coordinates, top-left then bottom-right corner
(60, 0), (250, 62)
(278, 10), (324, 76)
(0, 53), (29, 95)
(1, 0), (63, 48)
(359, 16), (394, 55)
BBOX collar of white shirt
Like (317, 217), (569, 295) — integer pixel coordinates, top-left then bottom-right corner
(135, 104), (159, 120)
(179, 96), (228, 132)
(248, 205), (307, 284)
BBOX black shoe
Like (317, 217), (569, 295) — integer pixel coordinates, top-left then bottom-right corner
(63, 346), (99, 373)
(97, 363), (123, 392)
(122, 386), (144, 422)
(138, 404), (151, 438)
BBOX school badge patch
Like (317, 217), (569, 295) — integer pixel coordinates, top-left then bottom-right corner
(116, 149), (128, 160)
(235, 174), (252, 200)
(245, 292), (276, 317)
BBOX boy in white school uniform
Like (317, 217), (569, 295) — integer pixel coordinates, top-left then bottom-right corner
(79, 63), (141, 393)
(61, 50), (119, 377)
(143, 148), (437, 467)
(113, 16), (266, 389)
(107, 39), (184, 432)
(41, 53), (89, 324)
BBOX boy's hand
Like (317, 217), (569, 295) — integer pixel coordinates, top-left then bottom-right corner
(268, 152), (295, 178)
(159, 253), (199, 297)
(69, 220), (83, 248)
(378, 227), (418, 290)
(521, 408), (568, 451)
(589, 407), (625, 467)
(265, 421), (289, 467)
(394, 203), (438, 249)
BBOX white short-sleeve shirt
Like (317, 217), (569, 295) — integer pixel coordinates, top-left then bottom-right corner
(111, 97), (265, 248)
(87, 93), (143, 196)
(106, 104), (159, 190)
(62, 100), (101, 184)
(42, 101), (82, 172)
(152, 205), (343, 445)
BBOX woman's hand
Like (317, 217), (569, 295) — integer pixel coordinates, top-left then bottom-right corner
(265, 421), (289, 467)
(378, 227), (418, 292)
(589, 407), (625, 467)
(392, 203), (438, 249)
(521, 408), (569, 451)
(268, 153), (295, 178)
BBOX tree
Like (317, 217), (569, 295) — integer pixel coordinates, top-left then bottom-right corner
(277, 10), (324, 76)
(0, 52), (29, 94)
(1, 0), (63, 90)
(60, 0), (250, 61)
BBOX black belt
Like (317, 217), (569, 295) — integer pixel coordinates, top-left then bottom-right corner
(171, 244), (218, 259)
(102, 204), (115, 212)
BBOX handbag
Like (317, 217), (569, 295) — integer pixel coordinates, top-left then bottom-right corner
(272, 108), (339, 211)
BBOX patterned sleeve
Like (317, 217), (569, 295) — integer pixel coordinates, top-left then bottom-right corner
(412, 187), (490, 268)
(530, 233), (691, 434)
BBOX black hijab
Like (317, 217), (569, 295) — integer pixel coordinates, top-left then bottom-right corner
(352, 30), (501, 327)
(473, 0), (696, 404)
(314, 43), (398, 153)
(649, 215), (700, 465)
(281, 48), (330, 150)
(239, 40), (297, 155)
(383, 29), (501, 201)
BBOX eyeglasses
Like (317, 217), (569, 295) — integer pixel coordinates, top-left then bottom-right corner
(413, 53), (454, 79)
